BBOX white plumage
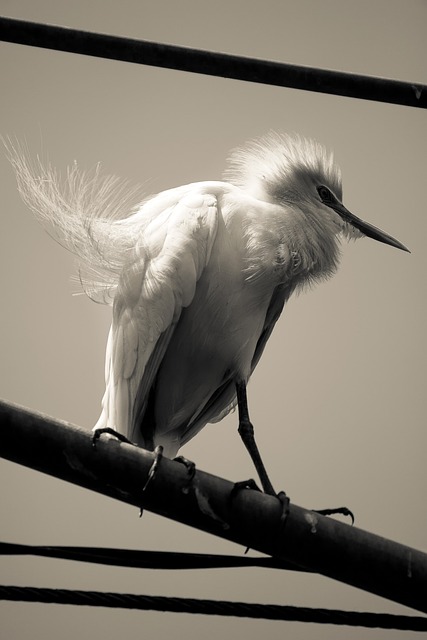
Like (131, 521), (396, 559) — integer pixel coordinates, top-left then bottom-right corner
(7, 133), (407, 490)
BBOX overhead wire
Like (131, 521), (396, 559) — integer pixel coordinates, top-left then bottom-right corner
(0, 541), (308, 572)
(1, 542), (426, 629)
(0, 16), (426, 108)
(1, 585), (426, 630)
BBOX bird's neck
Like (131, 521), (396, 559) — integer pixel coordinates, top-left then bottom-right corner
(286, 202), (342, 285)
(242, 201), (342, 289)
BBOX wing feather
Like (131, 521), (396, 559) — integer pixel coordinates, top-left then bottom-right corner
(98, 188), (219, 444)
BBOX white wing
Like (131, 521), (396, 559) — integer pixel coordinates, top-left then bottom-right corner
(95, 188), (219, 446)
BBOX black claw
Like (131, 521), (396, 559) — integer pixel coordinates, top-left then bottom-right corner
(314, 506), (355, 525)
(173, 456), (196, 494)
(142, 445), (164, 492)
(229, 480), (262, 553)
(92, 427), (133, 448)
(229, 482), (290, 554)
(229, 478), (262, 503)
(173, 455), (196, 478)
(277, 491), (291, 527)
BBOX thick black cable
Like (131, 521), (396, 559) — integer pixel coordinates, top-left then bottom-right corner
(2, 401), (427, 613)
(0, 585), (426, 630)
(0, 541), (307, 571)
(0, 16), (425, 108)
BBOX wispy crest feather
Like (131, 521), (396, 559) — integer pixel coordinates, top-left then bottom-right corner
(224, 131), (342, 200)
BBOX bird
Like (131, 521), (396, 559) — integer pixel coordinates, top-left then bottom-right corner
(6, 132), (409, 497)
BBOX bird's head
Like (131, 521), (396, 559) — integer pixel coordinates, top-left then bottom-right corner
(225, 132), (409, 252)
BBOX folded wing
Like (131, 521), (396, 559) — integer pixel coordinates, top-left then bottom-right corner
(96, 189), (219, 446)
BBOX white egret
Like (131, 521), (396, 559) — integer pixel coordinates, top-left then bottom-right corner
(7, 133), (408, 496)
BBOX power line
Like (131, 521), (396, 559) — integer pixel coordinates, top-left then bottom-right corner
(1, 585), (426, 630)
(0, 541), (308, 572)
(1, 399), (426, 614)
(0, 16), (425, 108)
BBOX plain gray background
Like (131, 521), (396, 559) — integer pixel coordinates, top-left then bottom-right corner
(1, 1), (426, 638)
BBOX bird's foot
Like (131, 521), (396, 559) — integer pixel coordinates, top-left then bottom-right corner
(92, 427), (134, 448)
(230, 480), (289, 512)
(230, 478), (262, 501)
(229, 481), (290, 553)
(313, 506), (355, 525)
(229, 480), (261, 554)
(173, 456), (196, 494)
(142, 445), (164, 492)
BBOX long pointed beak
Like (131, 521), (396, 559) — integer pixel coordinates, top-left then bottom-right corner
(329, 200), (410, 253)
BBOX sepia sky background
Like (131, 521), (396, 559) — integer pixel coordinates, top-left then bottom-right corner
(1, 1), (426, 638)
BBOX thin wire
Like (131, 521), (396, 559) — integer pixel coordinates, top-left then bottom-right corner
(0, 541), (308, 572)
(0, 16), (425, 108)
(0, 585), (426, 630)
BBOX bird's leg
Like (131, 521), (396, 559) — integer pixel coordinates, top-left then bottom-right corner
(234, 384), (352, 524)
(235, 381), (276, 496)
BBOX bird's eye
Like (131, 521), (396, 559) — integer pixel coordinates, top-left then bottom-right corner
(317, 186), (332, 202)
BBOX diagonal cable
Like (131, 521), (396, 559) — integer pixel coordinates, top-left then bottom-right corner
(0, 585), (426, 630)
(0, 16), (425, 108)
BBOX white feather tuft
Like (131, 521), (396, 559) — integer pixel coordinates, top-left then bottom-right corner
(224, 131), (342, 202)
(4, 139), (147, 304)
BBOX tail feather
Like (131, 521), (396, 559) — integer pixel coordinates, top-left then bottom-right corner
(4, 139), (146, 304)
